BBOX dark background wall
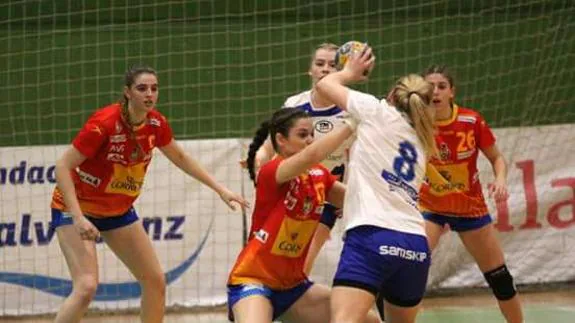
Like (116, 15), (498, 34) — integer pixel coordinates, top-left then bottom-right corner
(1, 0), (573, 146)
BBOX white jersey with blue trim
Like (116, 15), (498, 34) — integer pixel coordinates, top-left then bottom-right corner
(283, 90), (353, 174)
(343, 90), (427, 237)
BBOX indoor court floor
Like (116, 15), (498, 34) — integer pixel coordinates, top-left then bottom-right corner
(3, 290), (574, 323)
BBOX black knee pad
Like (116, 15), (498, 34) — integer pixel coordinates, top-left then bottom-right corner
(483, 264), (517, 301)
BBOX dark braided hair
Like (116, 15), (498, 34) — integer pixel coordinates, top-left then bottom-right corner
(246, 108), (309, 184)
(120, 64), (157, 161)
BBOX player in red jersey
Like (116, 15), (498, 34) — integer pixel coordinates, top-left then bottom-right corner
(250, 43), (346, 277)
(420, 65), (523, 323)
(50, 65), (248, 323)
(228, 108), (380, 323)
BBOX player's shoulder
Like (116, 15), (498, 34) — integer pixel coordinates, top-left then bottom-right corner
(455, 105), (484, 124)
(259, 157), (282, 178)
(283, 90), (311, 108)
(87, 102), (122, 130)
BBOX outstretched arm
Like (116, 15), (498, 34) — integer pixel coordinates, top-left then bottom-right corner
(160, 140), (249, 210)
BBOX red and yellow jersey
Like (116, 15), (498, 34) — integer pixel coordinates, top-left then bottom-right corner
(228, 157), (336, 289)
(419, 105), (495, 217)
(51, 103), (173, 217)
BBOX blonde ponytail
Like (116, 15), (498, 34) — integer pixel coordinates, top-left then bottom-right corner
(390, 74), (437, 158)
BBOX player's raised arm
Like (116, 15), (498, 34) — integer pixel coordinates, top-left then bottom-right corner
(315, 44), (375, 110)
(275, 119), (355, 184)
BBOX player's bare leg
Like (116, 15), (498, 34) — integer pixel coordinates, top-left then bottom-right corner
(102, 220), (166, 323)
(54, 226), (99, 323)
(424, 220), (445, 251)
(329, 286), (381, 323)
(232, 295), (273, 323)
(459, 223), (524, 323)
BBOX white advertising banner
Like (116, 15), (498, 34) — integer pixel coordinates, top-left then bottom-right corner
(0, 124), (574, 315)
(0, 139), (248, 315)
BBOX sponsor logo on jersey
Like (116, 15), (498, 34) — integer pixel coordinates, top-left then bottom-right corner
(110, 134), (127, 143)
(427, 163), (470, 195)
(77, 169), (101, 187)
(457, 149), (475, 160)
(254, 229), (269, 243)
(107, 153), (126, 163)
(457, 115), (477, 124)
(315, 120), (334, 133)
(302, 196), (313, 215)
(105, 163), (146, 196)
(439, 142), (451, 161)
(148, 118), (161, 127)
(308, 168), (324, 176)
(271, 218), (316, 258)
(109, 144), (125, 153)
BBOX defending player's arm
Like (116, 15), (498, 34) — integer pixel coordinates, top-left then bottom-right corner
(55, 117), (110, 240)
(326, 181), (346, 209)
(482, 144), (508, 201)
(275, 123), (355, 184)
(55, 147), (87, 221)
(55, 147), (99, 240)
(476, 115), (508, 202)
(160, 140), (249, 210)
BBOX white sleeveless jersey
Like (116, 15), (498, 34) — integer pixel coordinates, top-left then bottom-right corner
(343, 90), (427, 237)
(283, 90), (353, 174)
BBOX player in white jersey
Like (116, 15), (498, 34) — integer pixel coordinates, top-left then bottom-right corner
(315, 46), (437, 323)
(256, 43), (353, 275)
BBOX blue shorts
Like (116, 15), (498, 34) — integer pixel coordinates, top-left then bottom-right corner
(51, 208), (139, 232)
(423, 212), (492, 232)
(333, 225), (430, 307)
(319, 203), (338, 229)
(227, 280), (313, 321)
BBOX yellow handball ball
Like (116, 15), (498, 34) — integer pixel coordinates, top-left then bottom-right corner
(335, 41), (368, 71)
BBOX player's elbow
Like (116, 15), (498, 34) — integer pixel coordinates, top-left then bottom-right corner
(55, 156), (76, 173)
(315, 79), (328, 97)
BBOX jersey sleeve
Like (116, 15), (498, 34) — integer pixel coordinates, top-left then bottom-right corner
(346, 89), (383, 121)
(476, 113), (496, 149)
(282, 93), (300, 108)
(256, 158), (282, 189)
(72, 117), (107, 158)
(155, 114), (174, 147)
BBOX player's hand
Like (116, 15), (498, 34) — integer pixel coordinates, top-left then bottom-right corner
(239, 156), (263, 170)
(219, 188), (250, 211)
(239, 159), (248, 169)
(342, 45), (375, 82)
(488, 179), (509, 202)
(74, 216), (100, 241)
